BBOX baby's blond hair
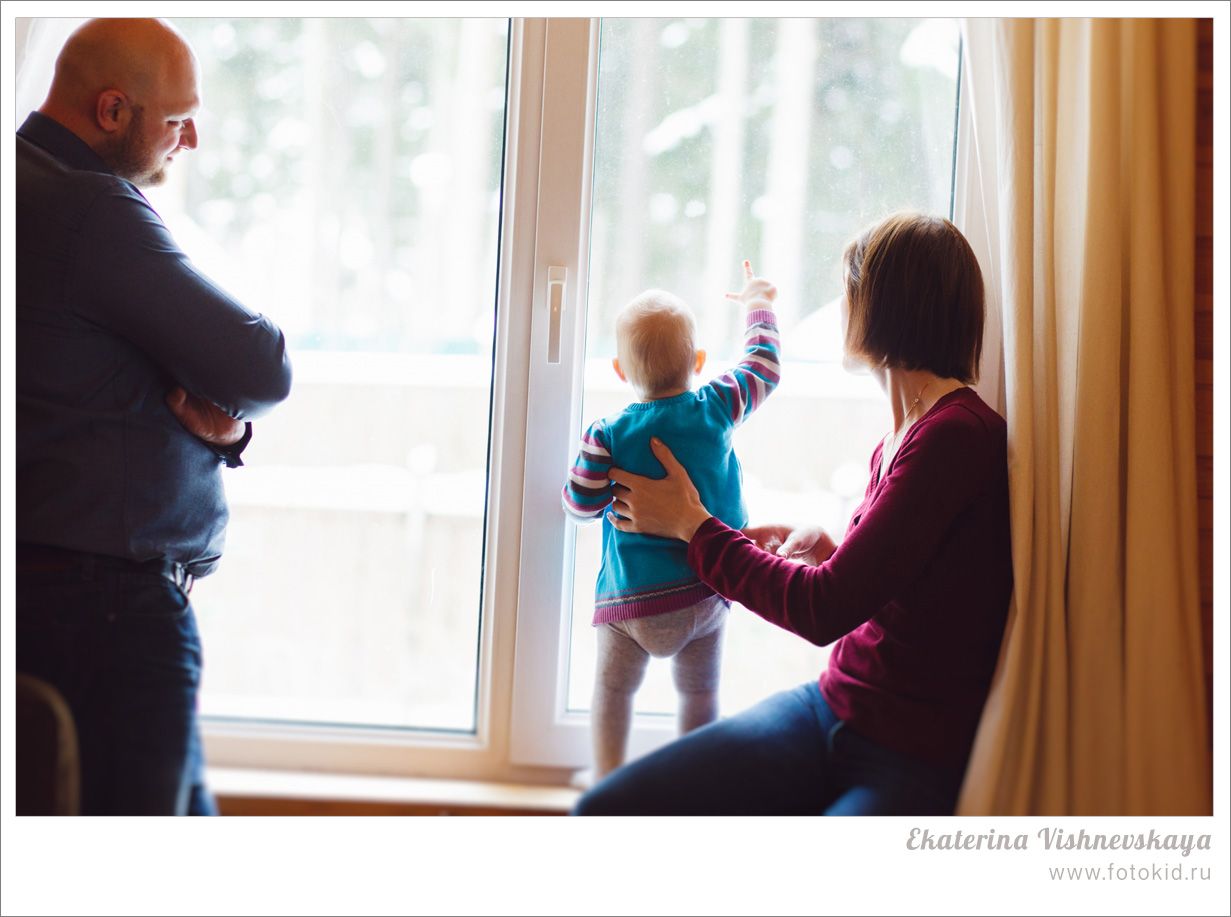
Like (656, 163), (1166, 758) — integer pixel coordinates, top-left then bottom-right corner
(615, 290), (697, 398)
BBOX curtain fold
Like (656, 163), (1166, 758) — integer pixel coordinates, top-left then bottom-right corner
(955, 18), (1209, 816)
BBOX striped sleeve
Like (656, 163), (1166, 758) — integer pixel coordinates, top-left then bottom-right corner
(708, 309), (781, 427)
(562, 421), (613, 522)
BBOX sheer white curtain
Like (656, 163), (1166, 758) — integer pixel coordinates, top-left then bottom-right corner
(953, 18), (1209, 815)
(14, 18), (86, 129)
(952, 28), (1005, 419)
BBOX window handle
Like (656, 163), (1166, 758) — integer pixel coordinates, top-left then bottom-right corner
(546, 265), (567, 364)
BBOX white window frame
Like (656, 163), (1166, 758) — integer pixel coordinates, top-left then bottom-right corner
(200, 17), (599, 783)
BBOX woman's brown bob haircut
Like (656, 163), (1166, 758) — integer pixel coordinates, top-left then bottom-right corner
(842, 211), (985, 384)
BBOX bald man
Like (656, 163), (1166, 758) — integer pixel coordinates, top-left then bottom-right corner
(16, 19), (292, 815)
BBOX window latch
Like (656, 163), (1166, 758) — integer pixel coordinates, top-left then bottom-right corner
(547, 265), (567, 364)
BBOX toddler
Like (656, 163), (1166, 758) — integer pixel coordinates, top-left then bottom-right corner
(562, 262), (780, 779)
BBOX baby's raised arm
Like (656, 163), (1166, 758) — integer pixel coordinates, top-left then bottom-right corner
(708, 260), (782, 427)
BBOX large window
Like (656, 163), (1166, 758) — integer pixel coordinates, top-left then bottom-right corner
(147, 18), (511, 733)
(511, 18), (960, 766)
(14, 17), (960, 780)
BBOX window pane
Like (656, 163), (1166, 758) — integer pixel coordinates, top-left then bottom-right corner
(150, 18), (509, 731)
(568, 18), (960, 715)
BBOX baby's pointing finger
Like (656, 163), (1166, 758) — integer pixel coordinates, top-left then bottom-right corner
(744, 260), (754, 280)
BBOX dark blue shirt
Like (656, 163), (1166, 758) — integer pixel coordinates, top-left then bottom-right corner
(16, 112), (292, 575)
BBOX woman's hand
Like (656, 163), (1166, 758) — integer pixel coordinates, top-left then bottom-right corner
(607, 438), (712, 543)
(742, 523), (836, 566)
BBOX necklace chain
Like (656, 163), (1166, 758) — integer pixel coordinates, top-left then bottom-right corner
(895, 377), (938, 435)
(885, 377), (939, 463)
(883, 377), (944, 473)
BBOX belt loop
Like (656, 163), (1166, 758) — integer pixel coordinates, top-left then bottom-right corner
(170, 563), (192, 593)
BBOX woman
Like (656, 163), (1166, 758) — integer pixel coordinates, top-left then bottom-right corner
(573, 212), (1013, 815)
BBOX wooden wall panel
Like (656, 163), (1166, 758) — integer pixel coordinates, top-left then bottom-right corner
(1194, 17), (1214, 749)
(216, 795), (567, 816)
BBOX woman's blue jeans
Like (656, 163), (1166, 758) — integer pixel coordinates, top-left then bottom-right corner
(573, 680), (963, 815)
(17, 561), (215, 816)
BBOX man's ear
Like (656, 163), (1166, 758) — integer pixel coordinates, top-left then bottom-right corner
(96, 90), (128, 133)
(612, 358), (627, 383)
(694, 349), (707, 374)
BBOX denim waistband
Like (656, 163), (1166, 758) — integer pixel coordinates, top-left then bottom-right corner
(16, 543), (194, 592)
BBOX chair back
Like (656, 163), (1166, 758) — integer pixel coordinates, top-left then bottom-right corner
(17, 673), (80, 816)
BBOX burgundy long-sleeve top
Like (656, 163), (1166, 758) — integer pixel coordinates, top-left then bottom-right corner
(687, 387), (1012, 772)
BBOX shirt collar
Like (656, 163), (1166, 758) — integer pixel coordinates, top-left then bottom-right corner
(17, 111), (116, 176)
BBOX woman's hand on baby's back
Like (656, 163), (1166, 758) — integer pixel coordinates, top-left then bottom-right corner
(725, 260), (777, 313)
(607, 438), (712, 543)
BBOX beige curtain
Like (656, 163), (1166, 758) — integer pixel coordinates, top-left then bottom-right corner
(955, 18), (1210, 815)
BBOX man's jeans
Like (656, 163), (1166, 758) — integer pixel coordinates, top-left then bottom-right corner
(17, 560), (216, 815)
(573, 680), (964, 815)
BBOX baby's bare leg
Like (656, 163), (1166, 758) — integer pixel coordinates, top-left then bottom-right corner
(592, 623), (650, 780)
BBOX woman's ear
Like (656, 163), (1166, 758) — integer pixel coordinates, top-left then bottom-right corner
(612, 358), (627, 383)
(694, 349), (707, 374)
(96, 90), (128, 133)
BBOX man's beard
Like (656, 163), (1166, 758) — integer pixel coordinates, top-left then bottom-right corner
(98, 107), (167, 188)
